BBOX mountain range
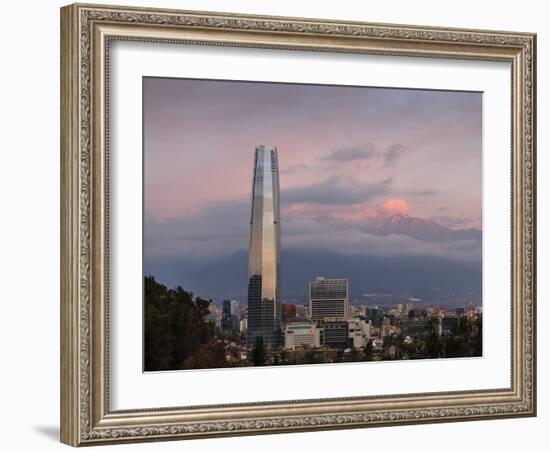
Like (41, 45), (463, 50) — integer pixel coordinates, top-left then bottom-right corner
(358, 213), (481, 243)
(145, 213), (482, 304)
(146, 249), (481, 304)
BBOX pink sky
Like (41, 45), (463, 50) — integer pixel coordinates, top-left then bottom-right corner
(144, 77), (482, 263)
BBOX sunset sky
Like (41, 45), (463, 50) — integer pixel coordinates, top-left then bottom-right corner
(143, 77), (482, 265)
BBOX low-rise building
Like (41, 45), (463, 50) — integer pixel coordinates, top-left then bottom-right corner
(281, 303), (297, 323)
(322, 318), (349, 349)
(284, 322), (323, 350)
(400, 318), (429, 338)
(348, 317), (371, 348)
(239, 317), (248, 333)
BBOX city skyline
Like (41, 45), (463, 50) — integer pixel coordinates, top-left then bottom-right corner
(144, 77), (482, 277)
(144, 271), (483, 371)
(143, 77), (483, 370)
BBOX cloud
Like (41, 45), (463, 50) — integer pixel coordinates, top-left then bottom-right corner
(283, 176), (392, 205)
(321, 143), (376, 163)
(430, 214), (481, 229)
(382, 143), (406, 167)
(382, 198), (411, 215)
(406, 188), (438, 196)
(282, 214), (482, 262)
(280, 164), (308, 174)
(144, 199), (250, 260)
(145, 194), (482, 267)
(318, 142), (405, 168)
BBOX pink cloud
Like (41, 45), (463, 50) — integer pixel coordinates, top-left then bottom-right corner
(283, 202), (381, 223)
(382, 198), (411, 215)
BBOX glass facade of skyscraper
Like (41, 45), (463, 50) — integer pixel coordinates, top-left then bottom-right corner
(246, 145), (281, 347)
(309, 277), (349, 321)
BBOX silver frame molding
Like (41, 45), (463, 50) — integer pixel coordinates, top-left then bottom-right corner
(60, 3), (536, 446)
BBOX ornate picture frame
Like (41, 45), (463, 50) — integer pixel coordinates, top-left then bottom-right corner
(60, 3), (536, 446)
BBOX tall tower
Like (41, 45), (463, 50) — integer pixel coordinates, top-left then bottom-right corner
(247, 145), (281, 348)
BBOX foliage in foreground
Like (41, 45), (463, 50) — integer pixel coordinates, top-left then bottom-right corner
(144, 276), (227, 371)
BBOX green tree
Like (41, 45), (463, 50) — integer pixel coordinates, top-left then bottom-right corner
(144, 276), (218, 371)
(363, 340), (373, 361)
(304, 349), (321, 364)
(250, 336), (267, 366)
(182, 340), (228, 369)
(464, 317), (482, 357)
(425, 318), (444, 358)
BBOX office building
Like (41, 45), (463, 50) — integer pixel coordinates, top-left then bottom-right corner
(246, 145), (282, 347)
(309, 277), (348, 321)
(281, 304), (297, 323)
(400, 318), (429, 338)
(380, 316), (393, 338)
(240, 317), (248, 334)
(348, 317), (371, 348)
(366, 307), (385, 327)
(221, 300), (239, 333)
(206, 303), (222, 328)
(322, 318), (349, 348)
(296, 304), (309, 321)
(231, 300), (241, 319)
(283, 322), (323, 350)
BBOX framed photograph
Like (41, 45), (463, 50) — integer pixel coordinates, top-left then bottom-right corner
(60, 3), (537, 446)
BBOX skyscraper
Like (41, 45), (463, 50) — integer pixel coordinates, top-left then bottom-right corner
(309, 277), (349, 321)
(246, 145), (281, 348)
(221, 300), (233, 332)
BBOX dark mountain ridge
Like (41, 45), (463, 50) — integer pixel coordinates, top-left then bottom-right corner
(146, 248), (481, 304)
